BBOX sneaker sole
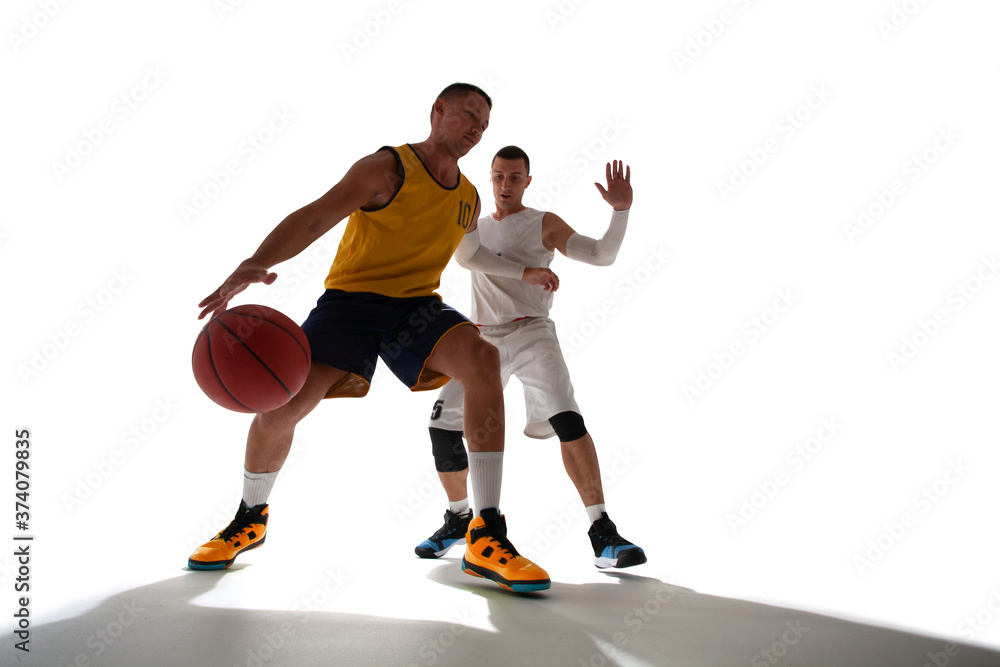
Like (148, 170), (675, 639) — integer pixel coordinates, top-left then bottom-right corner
(414, 539), (461, 559)
(188, 536), (266, 570)
(595, 547), (646, 569)
(462, 558), (551, 593)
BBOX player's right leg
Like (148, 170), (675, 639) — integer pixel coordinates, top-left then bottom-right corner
(188, 361), (351, 570)
(425, 325), (550, 592)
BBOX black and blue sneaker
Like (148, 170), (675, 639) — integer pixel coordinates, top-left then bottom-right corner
(415, 509), (472, 559)
(589, 512), (646, 569)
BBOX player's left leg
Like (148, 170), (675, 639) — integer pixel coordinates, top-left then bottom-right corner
(558, 430), (604, 507)
(550, 418), (646, 569)
(511, 318), (646, 569)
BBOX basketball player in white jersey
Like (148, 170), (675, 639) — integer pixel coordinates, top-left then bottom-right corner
(416, 146), (645, 569)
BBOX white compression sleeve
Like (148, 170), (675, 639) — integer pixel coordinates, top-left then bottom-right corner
(454, 227), (526, 279)
(564, 208), (629, 266)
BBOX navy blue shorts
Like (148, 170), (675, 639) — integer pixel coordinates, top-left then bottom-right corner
(300, 290), (472, 398)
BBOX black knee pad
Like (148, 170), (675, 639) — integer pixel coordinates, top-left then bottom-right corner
(549, 411), (587, 442)
(429, 427), (468, 473)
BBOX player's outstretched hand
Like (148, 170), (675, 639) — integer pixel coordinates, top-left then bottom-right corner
(198, 261), (277, 320)
(523, 267), (560, 292)
(595, 160), (632, 211)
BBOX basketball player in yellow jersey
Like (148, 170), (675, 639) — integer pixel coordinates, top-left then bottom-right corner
(188, 83), (557, 593)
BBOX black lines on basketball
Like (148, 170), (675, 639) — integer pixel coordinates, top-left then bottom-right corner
(191, 305), (312, 414)
(215, 318), (294, 398)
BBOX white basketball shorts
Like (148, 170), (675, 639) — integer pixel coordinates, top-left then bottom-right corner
(427, 316), (580, 440)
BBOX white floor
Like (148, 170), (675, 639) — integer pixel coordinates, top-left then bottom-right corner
(6, 521), (1000, 667)
(9, 566), (1000, 666)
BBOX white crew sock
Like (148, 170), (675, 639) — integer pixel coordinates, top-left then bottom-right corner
(243, 468), (279, 507)
(586, 503), (607, 524)
(468, 451), (503, 513)
(449, 497), (471, 516)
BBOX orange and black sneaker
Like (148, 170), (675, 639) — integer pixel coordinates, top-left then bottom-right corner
(188, 501), (268, 570)
(462, 508), (550, 593)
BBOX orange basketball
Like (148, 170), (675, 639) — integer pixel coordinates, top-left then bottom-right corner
(192, 305), (311, 413)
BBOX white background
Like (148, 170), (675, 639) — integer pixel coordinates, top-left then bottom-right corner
(3, 0), (1000, 663)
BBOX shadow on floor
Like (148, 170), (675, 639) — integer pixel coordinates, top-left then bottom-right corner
(4, 563), (999, 667)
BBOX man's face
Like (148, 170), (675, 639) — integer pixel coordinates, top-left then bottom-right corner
(491, 157), (530, 212)
(436, 92), (490, 157)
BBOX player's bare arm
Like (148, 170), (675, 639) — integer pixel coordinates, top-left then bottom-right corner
(542, 160), (633, 266)
(197, 150), (401, 319)
(458, 207), (559, 292)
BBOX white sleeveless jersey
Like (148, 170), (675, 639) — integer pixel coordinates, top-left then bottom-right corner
(471, 207), (554, 325)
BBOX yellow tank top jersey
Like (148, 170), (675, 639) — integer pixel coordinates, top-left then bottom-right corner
(324, 144), (479, 298)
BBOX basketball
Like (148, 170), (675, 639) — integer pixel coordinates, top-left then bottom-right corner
(192, 304), (311, 413)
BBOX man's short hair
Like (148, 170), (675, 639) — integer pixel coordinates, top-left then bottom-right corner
(492, 145), (530, 176)
(430, 83), (493, 122)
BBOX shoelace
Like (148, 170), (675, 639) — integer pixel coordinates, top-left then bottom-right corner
(473, 522), (520, 559)
(472, 511), (521, 558)
(593, 520), (631, 546)
(430, 511), (469, 541)
(486, 533), (520, 559)
(219, 506), (266, 542)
